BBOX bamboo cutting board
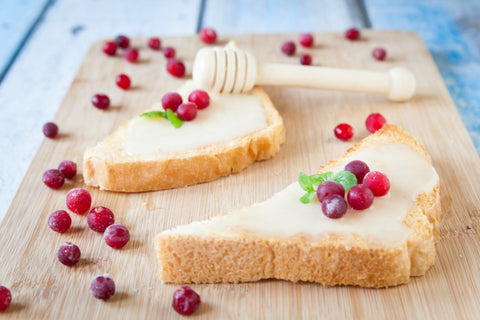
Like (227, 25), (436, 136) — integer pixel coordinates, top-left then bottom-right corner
(1, 31), (480, 319)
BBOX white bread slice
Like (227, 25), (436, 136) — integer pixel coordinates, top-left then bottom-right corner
(154, 125), (440, 287)
(83, 82), (285, 192)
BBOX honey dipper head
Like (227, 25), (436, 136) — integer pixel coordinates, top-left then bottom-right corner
(192, 47), (257, 94)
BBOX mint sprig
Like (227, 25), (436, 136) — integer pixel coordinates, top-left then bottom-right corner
(140, 110), (183, 128)
(298, 170), (357, 204)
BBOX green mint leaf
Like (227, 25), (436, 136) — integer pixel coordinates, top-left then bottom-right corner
(309, 171), (334, 186)
(298, 172), (313, 192)
(334, 170), (357, 191)
(166, 109), (183, 128)
(300, 191), (315, 204)
(140, 111), (167, 119)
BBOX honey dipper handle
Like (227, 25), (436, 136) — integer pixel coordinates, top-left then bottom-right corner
(257, 63), (416, 101)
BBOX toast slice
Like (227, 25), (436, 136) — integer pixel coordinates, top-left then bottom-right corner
(154, 125), (440, 287)
(83, 81), (285, 192)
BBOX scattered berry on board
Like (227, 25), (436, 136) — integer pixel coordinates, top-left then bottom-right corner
(345, 28), (360, 40)
(299, 54), (312, 65)
(102, 41), (117, 56)
(281, 41), (296, 56)
(334, 123), (353, 141)
(57, 243), (81, 266)
(42, 169), (65, 189)
(66, 188), (92, 215)
(172, 285), (201, 315)
(188, 90), (210, 110)
(104, 224), (130, 249)
(123, 48), (139, 63)
(115, 74), (131, 90)
(299, 33), (314, 47)
(91, 93), (110, 110)
(87, 206), (115, 232)
(372, 47), (387, 61)
(199, 27), (217, 44)
(148, 37), (161, 50)
(48, 210), (72, 233)
(166, 59), (186, 78)
(163, 47), (176, 59)
(58, 160), (77, 179)
(0, 286), (12, 311)
(365, 113), (387, 133)
(114, 35), (130, 49)
(42, 122), (58, 138)
(90, 275), (115, 300)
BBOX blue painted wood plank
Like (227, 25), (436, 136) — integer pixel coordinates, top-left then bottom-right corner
(0, 0), (51, 82)
(365, 0), (480, 154)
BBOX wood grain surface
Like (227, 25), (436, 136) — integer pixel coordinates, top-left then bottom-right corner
(1, 31), (480, 319)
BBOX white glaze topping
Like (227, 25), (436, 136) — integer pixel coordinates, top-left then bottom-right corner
(123, 81), (268, 155)
(165, 143), (439, 245)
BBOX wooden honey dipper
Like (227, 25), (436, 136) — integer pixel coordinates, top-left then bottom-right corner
(192, 47), (416, 101)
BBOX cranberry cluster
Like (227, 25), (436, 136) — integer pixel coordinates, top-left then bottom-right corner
(281, 33), (314, 66)
(42, 160), (77, 189)
(161, 89), (210, 122)
(318, 160), (390, 219)
(334, 112), (387, 141)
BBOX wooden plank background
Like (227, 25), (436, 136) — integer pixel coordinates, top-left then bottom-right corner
(1, 31), (480, 319)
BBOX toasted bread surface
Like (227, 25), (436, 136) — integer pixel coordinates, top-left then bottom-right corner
(154, 125), (440, 287)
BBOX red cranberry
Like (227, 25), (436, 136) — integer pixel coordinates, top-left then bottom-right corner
(299, 33), (314, 47)
(316, 180), (345, 202)
(42, 169), (65, 189)
(57, 243), (81, 266)
(188, 90), (210, 110)
(344, 160), (370, 183)
(347, 184), (374, 210)
(66, 188), (92, 215)
(148, 37), (161, 50)
(199, 27), (217, 44)
(42, 122), (58, 138)
(58, 160), (77, 179)
(123, 48), (139, 63)
(161, 92), (183, 112)
(345, 28), (360, 40)
(48, 210), (72, 233)
(372, 47), (387, 61)
(115, 35), (130, 49)
(366, 113), (387, 133)
(281, 41), (296, 56)
(177, 102), (198, 121)
(163, 47), (176, 58)
(115, 74), (131, 90)
(322, 194), (348, 219)
(166, 59), (185, 78)
(299, 54), (312, 65)
(334, 123), (353, 141)
(172, 285), (201, 315)
(0, 286), (12, 311)
(90, 275), (115, 300)
(91, 93), (110, 110)
(363, 171), (390, 197)
(102, 41), (117, 56)
(104, 224), (130, 249)
(87, 206), (115, 232)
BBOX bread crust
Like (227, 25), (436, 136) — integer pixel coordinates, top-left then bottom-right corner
(83, 87), (285, 192)
(154, 125), (441, 287)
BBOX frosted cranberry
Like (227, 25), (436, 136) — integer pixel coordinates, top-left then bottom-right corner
(90, 275), (115, 300)
(42, 169), (65, 189)
(345, 28), (360, 40)
(0, 286), (11, 311)
(372, 47), (387, 61)
(299, 54), (312, 65)
(334, 123), (353, 141)
(161, 92), (183, 112)
(48, 210), (72, 233)
(57, 243), (81, 266)
(344, 160), (369, 183)
(366, 113), (387, 133)
(163, 47), (176, 58)
(172, 285), (201, 315)
(363, 171), (390, 197)
(123, 48), (139, 63)
(166, 59), (185, 77)
(87, 206), (115, 232)
(42, 122), (58, 138)
(91, 93), (110, 110)
(299, 33), (314, 47)
(188, 90), (210, 109)
(316, 180), (345, 203)
(177, 102), (198, 121)
(199, 27), (217, 44)
(104, 224), (130, 249)
(281, 41), (296, 56)
(148, 37), (161, 50)
(322, 194), (347, 219)
(115, 74), (131, 90)
(347, 184), (374, 210)
(58, 160), (77, 179)
(66, 188), (92, 215)
(102, 41), (117, 56)
(115, 35), (130, 49)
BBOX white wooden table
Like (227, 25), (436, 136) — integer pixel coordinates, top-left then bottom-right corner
(0, 0), (479, 223)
